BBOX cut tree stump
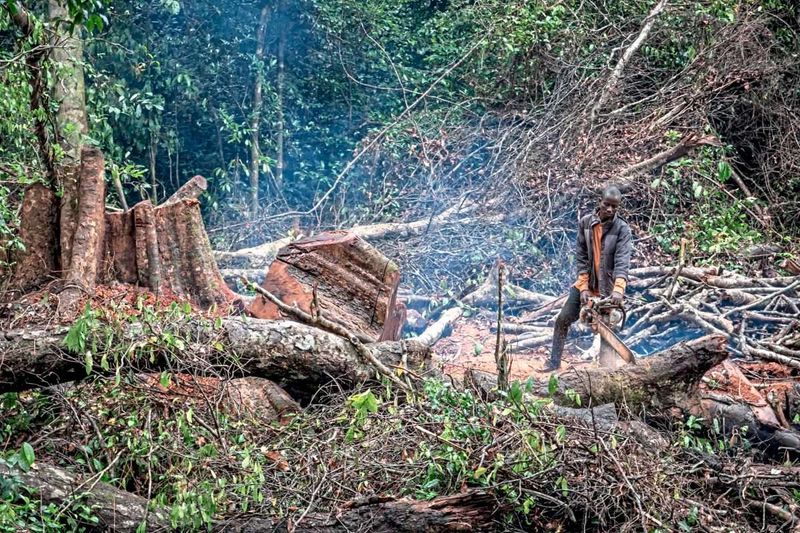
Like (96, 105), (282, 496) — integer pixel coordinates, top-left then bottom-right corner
(249, 231), (406, 342)
(102, 175), (237, 308)
(8, 184), (58, 292)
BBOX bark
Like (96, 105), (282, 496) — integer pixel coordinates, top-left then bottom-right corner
(249, 2), (272, 216)
(702, 399), (800, 458)
(9, 184), (58, 292)
(58, 147), (106, 317)
(102, 179), (237, 308)
(0, 461), (169, 532)
(416, 307), (463, 346)
(249, 231), (405, 342)
(465, 335), (728, 413)
(0, 318), (431, 400)
(0, 458), (494, 533)
(227, 490), (497, 533)
(49, 0), (89, 272)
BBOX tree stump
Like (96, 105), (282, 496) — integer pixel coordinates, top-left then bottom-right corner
(249, 231), (406, 342)
(8, 184), (58, 292)
(101, 175), (237, 308)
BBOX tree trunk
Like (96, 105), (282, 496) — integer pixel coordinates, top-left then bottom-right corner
(0, 461), (169, 532)
(102, 175), (236, 308)
(0, 459), (493, 533)
(464, 335), (728, 413)
(8, 184), (58, 292)
(57, 147), (106, 317)
(229, 490), (497, 532)
(249, 2), (272, 217)
(49, 0), (89, 272)
(275, 0), (286, 193)
(0, 318), (431, 400)
(249, 231), (406, 342)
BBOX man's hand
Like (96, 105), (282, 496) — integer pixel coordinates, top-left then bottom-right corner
(580, 290), (592, 306)
(611, 291), (624, 307)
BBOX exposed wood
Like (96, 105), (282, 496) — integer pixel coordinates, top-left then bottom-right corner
(0, 318), (431, 400)
(249, 231), (405, 342)
(161, 174), (208, 206)
(9, 184), (58, 292)
(228, 490), (497, 532)
(415, 306), (463, 346)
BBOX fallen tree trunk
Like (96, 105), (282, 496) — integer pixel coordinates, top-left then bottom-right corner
(551, 335), (728, 412)
(0, 458), (495, 533)
(214, 202), (478, 270)
(0, 318), (431, 400)
(465, 335), (728, 413)
(0, 460), (169, 532)
(228, 490), (497, 532)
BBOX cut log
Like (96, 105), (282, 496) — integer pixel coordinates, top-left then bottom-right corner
(0, 460), (169, 532)
(8, 184), (58, 292)
(227, 490), (497, 533)
(702, 398), (800, 458)
(249, 231), (405, 342)
(0, 318), (431, 400)
(551, 335), (728, 412)
(465, 335), (728, 413)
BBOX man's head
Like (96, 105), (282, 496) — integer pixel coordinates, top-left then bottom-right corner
(597, 185), (622, 222)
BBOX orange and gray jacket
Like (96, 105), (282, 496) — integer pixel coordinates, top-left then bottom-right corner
(573, 213), (632, 297)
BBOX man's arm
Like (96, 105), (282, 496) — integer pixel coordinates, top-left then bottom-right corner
(613, 223), (633, 296)
(574, 217), (590, 291)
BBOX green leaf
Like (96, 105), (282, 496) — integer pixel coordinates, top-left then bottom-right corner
(547, 374), (558, 396)
(84, 351), (93, 375)
(20, 442), (35, 469)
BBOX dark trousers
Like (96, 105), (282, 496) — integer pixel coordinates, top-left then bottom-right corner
(549, 286), (582, 366)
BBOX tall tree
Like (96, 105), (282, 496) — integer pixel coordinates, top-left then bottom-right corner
(249, 2), (273, 216)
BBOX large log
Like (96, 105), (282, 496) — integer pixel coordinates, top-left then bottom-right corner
(0, 318), (431, 399)
(228, 490), (497, 532)
(464, 335), (728, 413)
(0, 459), (495, 533)
(550, 335), (728, 412)
(249, 231), (405, 342)
(0, 460), (169, 532)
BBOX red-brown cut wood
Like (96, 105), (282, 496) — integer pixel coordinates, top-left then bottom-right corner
(8, 184), (58, 292)
(249, 231), (406, 341)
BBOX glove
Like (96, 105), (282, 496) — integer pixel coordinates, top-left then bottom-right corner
(580, 290), (592, 306)
(611, 291), (624, 307)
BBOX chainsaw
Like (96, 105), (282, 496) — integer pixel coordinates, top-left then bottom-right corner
(579, 296), (637, 365)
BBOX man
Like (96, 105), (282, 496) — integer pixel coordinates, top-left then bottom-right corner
(543, 186), (633, 371)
